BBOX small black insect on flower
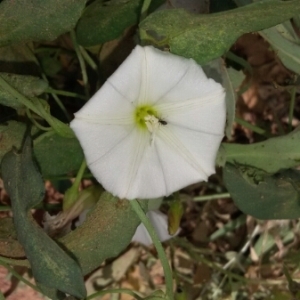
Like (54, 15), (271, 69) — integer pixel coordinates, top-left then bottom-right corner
(158, 118), (167, 126)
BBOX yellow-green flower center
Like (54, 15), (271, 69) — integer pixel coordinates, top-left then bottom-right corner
(134, 105), (158, 130)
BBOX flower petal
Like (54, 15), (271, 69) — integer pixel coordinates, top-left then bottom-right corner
(131, 223), (151, 246)
(131, 210), (179, 246)
(153, 127), (210, 195)
(162, 124), (223, 176)
(157, 89), (226, 135)
(127, 140), (167, 199)
(70, 121), (135, 165)
(71, 45), (226, 200)
(139, 46), (204, 104)
(106, 45), (145, 105)
(154, 56), (223, 105)
(86, 128), (151, 199)
(73, 81), (134, 119)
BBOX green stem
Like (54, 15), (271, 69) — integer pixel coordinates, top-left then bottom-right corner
(45, 87), (87, 100)
(26, 108), (52, 131)
(130, 199), (174, 300)
(226, 51), (252, 74)
(86, 288), (143, 300)
(140, 0), (152, 22)
(0, 258), (38, 292)
(33, 130), (56, 145)
(193, 193), (231, 202)
(63, 159), (87, 210)
(0, 256), (30, 267)
(0, 75), (40, 116)
(0, 75), (71, 136)
(44, 173), (93, 181)
(51, 93), (71, 122)
(71, 30), (89, 98)
(0, 205), (11, 211)
(289, 86), (296, 131)
(235, 117), (268, 137)
(80, 46), (98, 71)
(29, 44), (71, 121)
(73, 159), (87, 189)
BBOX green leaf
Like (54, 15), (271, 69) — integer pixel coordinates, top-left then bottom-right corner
(59, 192), (146, 275)
(222, 67), (245, 138)
(227, 67), (244, 90)
(0, 121), (83, 177)
(34, 131), (84, 177)
(35, 284), (65, 300)
(0, 76), (74, 138)
(224, 164), (300, 219)
(0, 121), (26, 163)
(0, 191), (146, 274)
(260, 22), (300, 75)
(76, 0), (164, 46)
(0, 73), (48, 109)
(0, 0), (86, 46)
(0, 44), (40, 76)
(219, 128), (300, 174)
(168, 199), (184, 235)
(76, 0), (142, 46)
(140, 0), (300, 65)
(1, 135), (86, 298)
(203, 60), (243, 138)
(37, 48), (63, 77)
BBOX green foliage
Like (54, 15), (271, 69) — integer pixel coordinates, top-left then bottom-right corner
(140, 0), (300, 65)
(203, 59), (244, 139)
(223, 67), (245, 138)
(0, 75), (74, 138)
(76, 0), (164, 47)
(220, 128), (300, 174)
(59, 192), (146, 275)
(0, 121), (26, 162)
(0, 121), (83, 177)
(1, 136), (86, 298)
(0, 73), (48, 109)
(0, 186), (145, 284)
(76, 0), (143, 46)
(1, 0), (300, 298)
(224, 164), (300, 219)
(0, 43), (40, 77)
(260, 21), (300, 74)
(0, 0), (86, 46)
(34, 132), (84, 177)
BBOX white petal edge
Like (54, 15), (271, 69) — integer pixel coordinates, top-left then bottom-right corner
(71, 45), (227, 200)
(131, 210), (180, 246)
(70, 120), (135, 166)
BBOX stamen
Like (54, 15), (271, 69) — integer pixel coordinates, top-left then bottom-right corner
(144, 115), (160, 133)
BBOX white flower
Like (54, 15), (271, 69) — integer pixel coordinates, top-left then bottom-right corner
(70, 46), (226, 200)
(131, 210), (180, 246)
